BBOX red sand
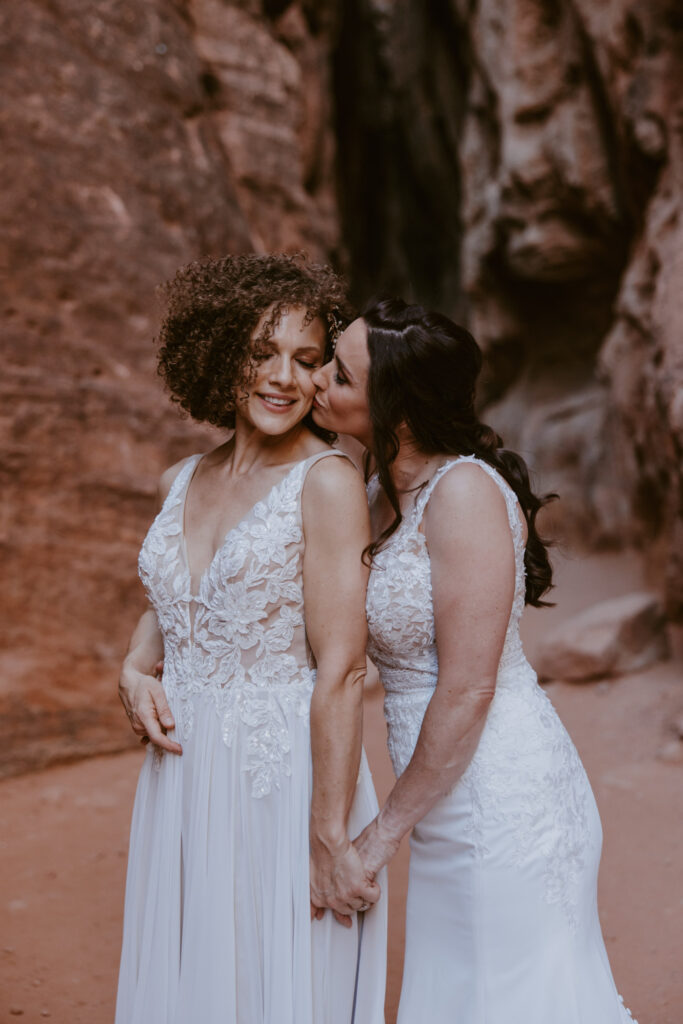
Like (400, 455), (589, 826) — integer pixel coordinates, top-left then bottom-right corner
(1, 552), (682, 1023)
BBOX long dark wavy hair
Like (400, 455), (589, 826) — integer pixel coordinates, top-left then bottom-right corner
(363, 297), (555, 607)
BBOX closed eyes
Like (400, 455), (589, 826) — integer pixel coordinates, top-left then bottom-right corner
(252, 349), (320, 370)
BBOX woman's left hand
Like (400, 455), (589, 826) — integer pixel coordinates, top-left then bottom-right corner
(309, 834), (380, 928)
(353, 817), (400, 877)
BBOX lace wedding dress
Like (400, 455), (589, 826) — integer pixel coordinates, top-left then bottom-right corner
(115, 450), (387, 1024)
(366, 456), (636, 1024)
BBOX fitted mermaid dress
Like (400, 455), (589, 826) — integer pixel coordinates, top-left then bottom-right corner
(366, 456), (636, 1024)
(115, 449), (387, 1024)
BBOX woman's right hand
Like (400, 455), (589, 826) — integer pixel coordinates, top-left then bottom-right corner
(118, 662), (182, 755)
(353, 816), (400, 877)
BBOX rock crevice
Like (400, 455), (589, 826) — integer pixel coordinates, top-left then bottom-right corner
(3, 0), (682, 775)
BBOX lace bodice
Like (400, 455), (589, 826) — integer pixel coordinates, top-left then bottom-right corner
(366, 455), (528, 716)
(366, 456), (594, 930)
(138, 449), (346, 798)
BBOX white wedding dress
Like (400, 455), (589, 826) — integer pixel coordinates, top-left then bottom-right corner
(116, 449), (387, 1024)
(366, 456), (637, 1024)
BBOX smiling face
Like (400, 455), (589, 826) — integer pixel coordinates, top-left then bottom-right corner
(236, 306), (326, 436)
(311, 318), (373, 447)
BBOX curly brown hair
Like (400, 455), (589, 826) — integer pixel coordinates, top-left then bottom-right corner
(157, 253), (352, 437)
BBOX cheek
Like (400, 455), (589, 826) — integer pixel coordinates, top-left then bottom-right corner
(324, 384), (341, 414)
(330, 386), (361, 421)
(248, 360), (271, 390)
(295, 367), (318, 399)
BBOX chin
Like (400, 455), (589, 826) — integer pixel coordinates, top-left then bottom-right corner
(260, 415), (306, 436)
(240, 397), (311, 436)
(311, 406), (334, 432)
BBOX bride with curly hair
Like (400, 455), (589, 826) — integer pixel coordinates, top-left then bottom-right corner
(116, 254), (386, 1024)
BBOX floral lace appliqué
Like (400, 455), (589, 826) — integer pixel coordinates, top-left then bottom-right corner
(138, 453), (341, 797)
(366, 457), (593, 930)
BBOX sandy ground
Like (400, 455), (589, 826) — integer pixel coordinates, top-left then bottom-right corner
(1, 552), (682, 1023)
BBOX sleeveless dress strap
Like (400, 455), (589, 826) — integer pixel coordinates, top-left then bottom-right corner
(413, 460), (460, 521)
(298, 447), (358, 497)
(365, 473), (381, 502)
(301, 446), (360, 481)
(161, 453), (202, 514)
(303, 448), (355, 472)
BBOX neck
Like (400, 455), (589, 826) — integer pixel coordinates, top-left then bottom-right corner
(389, 430), (438, 492)
(225, 416), (310, 475)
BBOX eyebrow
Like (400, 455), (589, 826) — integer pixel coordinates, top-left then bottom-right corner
(257, 340), (323, 357)
(294, 344), (324, 356)
(335, 354), (354, 382)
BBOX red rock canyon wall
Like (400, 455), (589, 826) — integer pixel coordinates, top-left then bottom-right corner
(2, 0), (681, 774)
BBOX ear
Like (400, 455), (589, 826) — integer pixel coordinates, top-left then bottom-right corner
(395, 422), (414, 444)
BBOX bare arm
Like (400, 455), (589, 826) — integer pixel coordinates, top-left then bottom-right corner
(117, 458), (190, 755)
(354, 464), (517, 874)
(303, 456), (380, 924)
(118, 608), (181, 754)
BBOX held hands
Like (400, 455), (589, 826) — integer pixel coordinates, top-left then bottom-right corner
(309, 833), (380, 928)
(118, 660), (182, 755)
(353, 816), (400, 879)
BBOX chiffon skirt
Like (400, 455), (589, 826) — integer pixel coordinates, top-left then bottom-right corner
(115, 699), (387, 1024)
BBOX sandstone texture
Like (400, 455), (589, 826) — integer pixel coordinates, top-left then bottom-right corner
(535, 591), (669, 681)
(3, 0), (683, 774)
(337, 0), (683, 616)
(1, 1), (341, 775)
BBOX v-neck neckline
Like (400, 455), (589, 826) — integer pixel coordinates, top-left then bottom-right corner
(177, 452), (314, 598)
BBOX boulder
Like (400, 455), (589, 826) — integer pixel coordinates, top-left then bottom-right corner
(536, 592), (670, 682)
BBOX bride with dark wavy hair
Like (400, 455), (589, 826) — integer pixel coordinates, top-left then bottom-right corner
(311, 297), (637, 1024)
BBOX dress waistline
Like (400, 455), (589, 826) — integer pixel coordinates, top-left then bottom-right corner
(380, 656), (537, 703)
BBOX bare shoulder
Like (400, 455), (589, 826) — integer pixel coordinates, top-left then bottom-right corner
(425, 462), (517, 604)
(302, 454), (369, 531)
(424, 461), (510, 538)
(157, 455), (196, 505)
(303, 452), (365, 501)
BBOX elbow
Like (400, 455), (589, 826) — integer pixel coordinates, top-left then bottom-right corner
(312, 658), (367, 699)
(467, 681), (496, 718)
(475, 680), (496, 710)
(438, 676), (496, 719)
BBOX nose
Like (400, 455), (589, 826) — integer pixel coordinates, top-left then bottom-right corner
(311, 360), (331, 391)
(269, 353), (294, 387)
